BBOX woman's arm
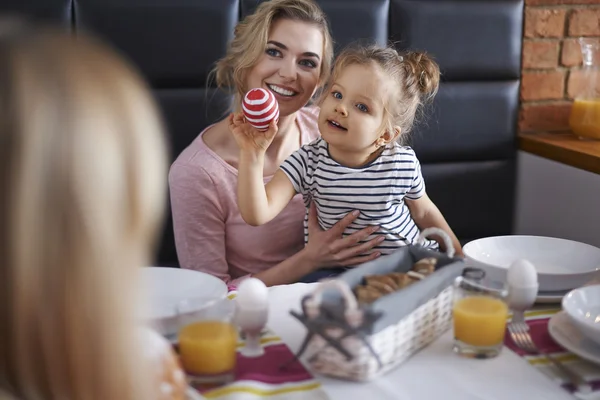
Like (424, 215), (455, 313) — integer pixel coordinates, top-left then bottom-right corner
(169, 162), (382, 287)
(169, 162), (234, 282)
(253, 202), (384, 286)
(406, 194), (463, 256)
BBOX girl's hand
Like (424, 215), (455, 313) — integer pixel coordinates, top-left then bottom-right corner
(303, 202), (384, 269)
(228, 112), (278, 155)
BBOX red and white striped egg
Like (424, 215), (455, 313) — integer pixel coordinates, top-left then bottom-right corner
(242, 88), (280, 131)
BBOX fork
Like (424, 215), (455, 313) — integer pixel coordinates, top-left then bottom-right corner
(508, 321), (592, 394)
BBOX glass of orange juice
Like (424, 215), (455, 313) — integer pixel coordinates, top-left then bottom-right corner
(452, 268), (509, 359)
(176, 297), (237, 386)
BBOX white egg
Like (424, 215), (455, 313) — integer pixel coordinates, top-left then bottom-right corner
(507, 259), (538, 288)
(236, 277), (268, 307)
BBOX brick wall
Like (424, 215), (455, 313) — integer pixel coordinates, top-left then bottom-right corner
(519, 0), (600, 134)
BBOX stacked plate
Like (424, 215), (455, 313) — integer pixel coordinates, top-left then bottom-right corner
(548, 286), (600, 366)
(463, 235), (600, 303)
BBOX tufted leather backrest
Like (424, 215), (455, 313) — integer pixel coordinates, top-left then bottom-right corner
(0, 0), (523, 266)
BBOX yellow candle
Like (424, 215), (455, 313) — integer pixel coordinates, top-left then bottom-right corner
(453, 296), (508, 347)
(178, 321), (238, 375)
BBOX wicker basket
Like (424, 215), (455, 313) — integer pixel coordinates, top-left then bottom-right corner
(289, 228), (465, 381)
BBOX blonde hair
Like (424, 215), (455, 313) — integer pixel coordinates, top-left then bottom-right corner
(0, 21), (167, 400)
(321, 44), (441, 141)
(212, 0), (334, 106)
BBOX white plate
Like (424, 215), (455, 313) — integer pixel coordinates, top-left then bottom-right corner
(463, 235), (600, 292)
(536, 289), (571, 304)
(548, 311), (600, 366)
(140, 267), (228, 337)
(562, 285), (600, 346)
(187, 388), (206, 400)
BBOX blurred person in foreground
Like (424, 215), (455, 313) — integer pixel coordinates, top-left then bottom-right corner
(0, 20), (186, 400)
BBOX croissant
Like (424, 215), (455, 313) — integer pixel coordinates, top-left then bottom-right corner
(365, 279), (396, 294)
(387, 272), (414, 288)
(364, 274), (398, 291)
(356, 285), (385, 304)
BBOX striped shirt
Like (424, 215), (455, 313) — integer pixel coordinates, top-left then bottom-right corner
(280, 138), (438, 254)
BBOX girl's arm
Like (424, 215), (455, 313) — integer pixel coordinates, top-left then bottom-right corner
(405, 193), (463, 256)
(229, 112), (297, 225)
(237, 156), (296, 225)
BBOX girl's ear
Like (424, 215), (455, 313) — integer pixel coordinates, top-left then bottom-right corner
(391, 126), (402, 141)
(379, 126), (401, 146)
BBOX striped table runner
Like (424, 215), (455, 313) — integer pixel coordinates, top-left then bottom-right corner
(185, 290), (329, 400)
(504, 307), (600, 399)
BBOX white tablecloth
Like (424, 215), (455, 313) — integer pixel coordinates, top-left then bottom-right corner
(267, 283), (577, 400)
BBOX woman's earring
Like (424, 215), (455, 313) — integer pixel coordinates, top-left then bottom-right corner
(377, 138), (386, 148)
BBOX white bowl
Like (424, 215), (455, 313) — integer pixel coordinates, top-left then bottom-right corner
(463, 235), (600, 292)
(562, 286), (600, 346)
(139, 267), (228, 337)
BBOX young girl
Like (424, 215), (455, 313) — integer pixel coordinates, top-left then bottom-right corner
(231, 44), (463, 261)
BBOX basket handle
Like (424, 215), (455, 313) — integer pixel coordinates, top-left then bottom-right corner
(417, 227), (455, 258)
(305, 279), (363, 327)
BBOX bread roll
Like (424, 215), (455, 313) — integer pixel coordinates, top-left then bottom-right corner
(412, 257), (437, 276)
(140, 327), (187, 400)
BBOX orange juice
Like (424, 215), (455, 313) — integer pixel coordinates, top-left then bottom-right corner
(453, 296), (508, 347)
(178, 321), (238, 375)
(569, 99), (600, 139)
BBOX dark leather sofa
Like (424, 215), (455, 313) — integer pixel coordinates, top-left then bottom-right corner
(0, 0), (524, 267)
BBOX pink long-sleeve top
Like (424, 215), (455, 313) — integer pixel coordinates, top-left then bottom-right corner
(169, 106), (320, 285)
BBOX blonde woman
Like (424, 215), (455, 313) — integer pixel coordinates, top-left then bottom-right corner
(170, 0), (385, 287)
(0, 21), (185, 400)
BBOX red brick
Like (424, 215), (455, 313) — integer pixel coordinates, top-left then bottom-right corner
(523, 40), (560, 68)
(561, 38), (585, 67)
(567, 68), (600, 98)
(527, 0), (600, 5)
(521, 70), (566, 101)
(525, 9), (566, 38)
(519, 102), (572, 133)
(568, 8), (600, 36)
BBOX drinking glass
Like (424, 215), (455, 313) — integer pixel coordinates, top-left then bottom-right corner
(176, 297), (237, 386)
(452, 268), (509, 359)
